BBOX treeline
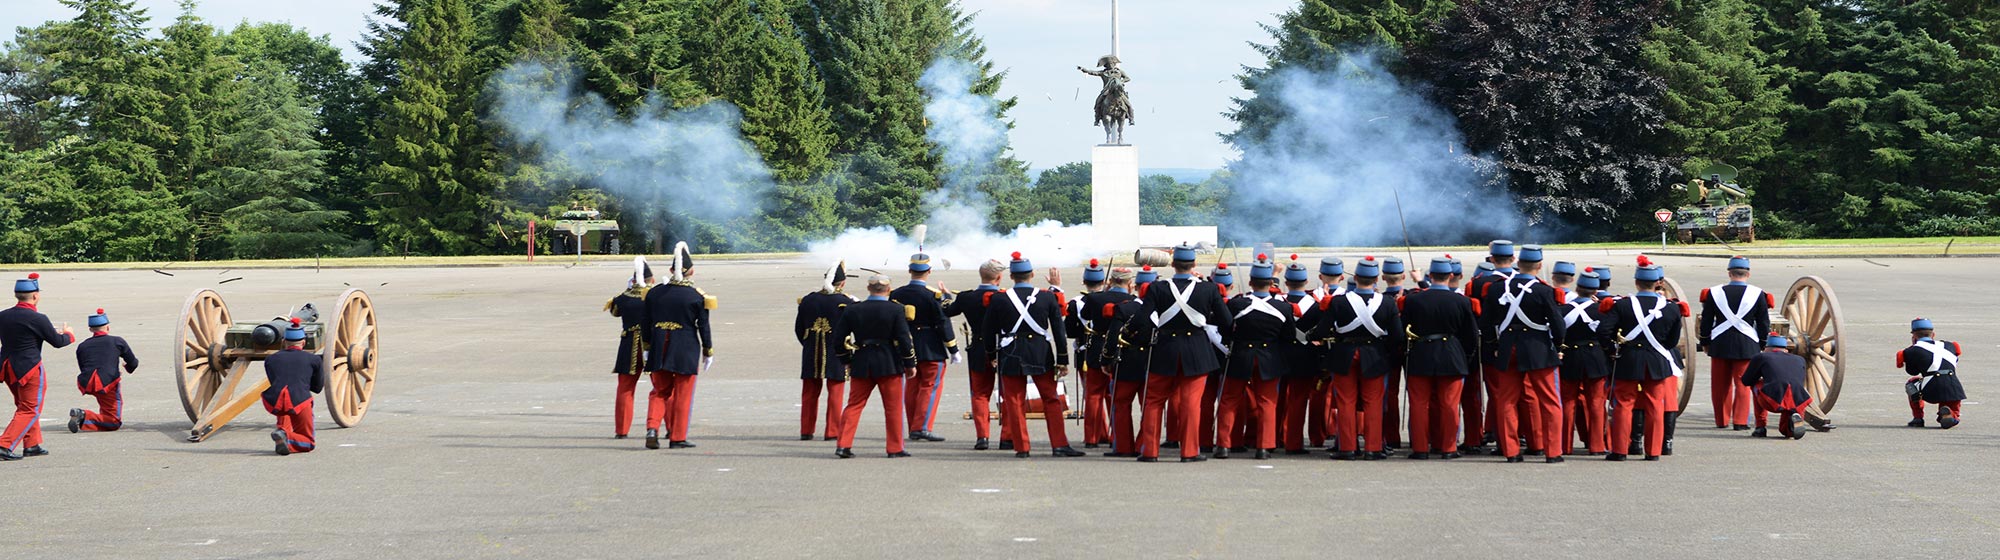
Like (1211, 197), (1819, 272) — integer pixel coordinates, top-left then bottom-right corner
(0, 0), (1155, 262)
(3, 1), (1992, 264)
(1231, 0), (1999, 239)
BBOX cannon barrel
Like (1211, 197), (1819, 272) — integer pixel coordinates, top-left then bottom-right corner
(248, 304), (321, 348)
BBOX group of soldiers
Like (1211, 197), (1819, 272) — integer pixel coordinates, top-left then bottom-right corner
(785, 241), (1967, 463)
(0, 272), (332, 458)
(603, 243), (718, 451)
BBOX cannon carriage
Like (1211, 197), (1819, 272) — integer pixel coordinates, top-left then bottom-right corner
(174, 288), (380, 442)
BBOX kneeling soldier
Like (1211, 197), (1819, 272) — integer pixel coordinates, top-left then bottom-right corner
(263, 319), (324, 456)
(1741, 333), (1812, 439)
(1900, 318), (1965, 429)
(69, 309), (137, 433)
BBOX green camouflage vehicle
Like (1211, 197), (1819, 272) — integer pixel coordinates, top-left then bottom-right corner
(1673, 163), (1755, 244)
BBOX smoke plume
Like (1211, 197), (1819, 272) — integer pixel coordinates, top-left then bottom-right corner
(492, 62), (773, 247)
(1226, 51), (1521, 246)
(808, 57), (1110, 270)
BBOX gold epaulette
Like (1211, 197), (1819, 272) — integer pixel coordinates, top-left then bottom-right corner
(796, 296), (803, 305)
(904, 304), (918, 321)
(704, 295), (719, 310)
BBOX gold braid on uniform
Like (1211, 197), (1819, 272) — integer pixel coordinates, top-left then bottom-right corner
(808, 317), (834, 379)
(624, 325), (645, 374)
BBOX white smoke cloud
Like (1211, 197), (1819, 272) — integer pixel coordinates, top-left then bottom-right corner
(1226, 51), (1521, 246)
(491, 62), (774, 246)
(808, 57), (1112, 270)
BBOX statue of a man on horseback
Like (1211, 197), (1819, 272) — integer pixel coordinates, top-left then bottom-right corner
(1078, 55), (1133, 145)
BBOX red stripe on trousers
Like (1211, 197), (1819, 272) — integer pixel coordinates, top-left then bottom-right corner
(905, 361), (946, 433)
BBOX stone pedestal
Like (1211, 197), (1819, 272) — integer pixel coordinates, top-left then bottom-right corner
(1091, 144), (1141, 251)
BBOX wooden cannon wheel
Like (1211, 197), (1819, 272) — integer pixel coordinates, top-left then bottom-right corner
(1782, 276), (1845, 430)
(174, 289), (234, 423)
(323, 289), (380, 428)
(1660, 277), (1701, 413)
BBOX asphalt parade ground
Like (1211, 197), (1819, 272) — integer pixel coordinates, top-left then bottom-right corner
(2, 251), (1995, 558)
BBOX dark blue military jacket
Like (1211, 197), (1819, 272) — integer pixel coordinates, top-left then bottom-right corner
(890, 282), (956, 362)
(74, 333), (138, 392)
(0, 303), (71, 378)
(644, 281), (714, 375)
(981, 285), (1070, 376)
(1142, 276), (1230, 377)
(833, 298), (916, 378)
(262, 347), (324, 408)
(796, 291), (854, 381)
(607, 289), (648, 375)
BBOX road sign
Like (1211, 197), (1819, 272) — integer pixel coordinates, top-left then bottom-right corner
(1654, 209), (1673, 223)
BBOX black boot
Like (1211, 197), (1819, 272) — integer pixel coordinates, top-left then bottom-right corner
(1254, 449), (1271, 460)
(645, 429), (660, 450)
(1051, 447), (1085, 457)
(835, 447), (855, 459)
(1908, 418), (1926, 428)
(0, 447), (18, 461)
(887, 450), (911, 458)
(669, 440), (697, 449)
(1212, 448), (1230, 459)
(1504, 455), (1524, 463)
(799, 434), (813, 441)
(68, 408), (84, 434)
(23, 445), (48, 457)
(1161, 440), (1180, 449)
(1604, 453), (1626, 461)
(1015, 451), (1031, 458)
(1662, 412), (1680, 456)
(1751, 427), (1768, 438)
(1408, 452), (1430, 460)
(1732, 424), (1750, 431)
(973, 438), (990, 451)
(998, 440), (1015, 451)
(271, 429), (291, 456)
(1179, 455), (1207, 463)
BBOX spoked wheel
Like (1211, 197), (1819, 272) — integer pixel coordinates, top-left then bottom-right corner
(1659, 277), (1700, 413)
(174, 289), (233, 423)
(1782, 276), (1845, 430)
(323, 289), (380, 428)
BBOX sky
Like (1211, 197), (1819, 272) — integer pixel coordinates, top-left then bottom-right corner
(2, 0), (1295, 171)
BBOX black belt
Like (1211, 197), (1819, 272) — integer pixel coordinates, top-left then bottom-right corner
(1329, 337), (1383, 345)
(1563, 341), (1600, 349)
(1504, 327), (1546, 334)
(1235, 342), (1275, 349)
(1415, 334), (1452, 343)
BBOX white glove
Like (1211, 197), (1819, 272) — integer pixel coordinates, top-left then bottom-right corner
(950, 351), (964, 365)
(702, 356), (716, 371)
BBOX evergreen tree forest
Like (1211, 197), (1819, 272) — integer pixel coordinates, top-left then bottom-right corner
(0, 0), (1995, 262)
(1233, 0), (1999, 240)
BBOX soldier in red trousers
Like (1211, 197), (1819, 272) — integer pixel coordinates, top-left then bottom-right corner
(1699, 256), (1771, 432)
(67, 308), (137, 433)
(0, 274), (73, 460)
(262, 319), (324, 456)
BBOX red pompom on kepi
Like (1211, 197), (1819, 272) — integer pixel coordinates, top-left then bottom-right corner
(1011, 251), (1022, 260)
(290, 317), (302, 327)
(1089, 258), (1100, 267)
(27, 273), (38, 280)
(1257, 253), (1268, 261)
(96, 308), (104, 314)
(1289, 253), (1299, 261)
(1216, 262), (1228, 269)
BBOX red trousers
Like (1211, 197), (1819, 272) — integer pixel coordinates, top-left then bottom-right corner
(1082, 367), (1112, 445)
(1279, 378), (1323, 451)
(647, 371), (697, 441)
(1381, 368), (1404, 447)
(1522, 367), (1562, 458)
(1459, 366), (1487, 449)
(1613, 378), (1666, 457)
(905, 361), (947, 433)
(801, 378), (847, 438)
(968, 368), (1012, 441)
(1308, 377), (1331, 446)
(614, 374), (640, 436)
(1405, 376), (1464, 454)
(1141, 373), (1207, 459)
(1198, 372), (1223, 449)
(0, 363), (44, 451)
(1111, 376), (1144, 454)
(1753, 385), (1812, 428)
(1562, 377), (1609, 454)
(1912, 397), (1962, 420)
(1000, 374), (1071, 453)
(79, 388), (122, 432)
(1331, 369), (1385, 453)
(1215, 377), (1279, 450)
(839, 375), (906, 453)
(1710, 358), (1753, 426)
(263, 396), (316, 453)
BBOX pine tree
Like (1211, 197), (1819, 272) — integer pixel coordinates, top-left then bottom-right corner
(1642, 0), (1786, 178)
(573, 0), (703, 112)
(366, 0), (501, 255)
(203, 61), (349, 258)
(36, 0), (193, 261)
(219, 22), (373, 247)
(156, 2), (242, 190)
(1416, 0), (1678, 231)
(686, 0), (836, 183)
(1226, 0), (1457, 148)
